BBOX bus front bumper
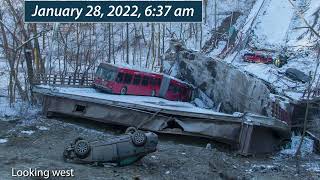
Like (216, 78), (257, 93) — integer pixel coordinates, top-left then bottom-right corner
(93, 84), (113, 93)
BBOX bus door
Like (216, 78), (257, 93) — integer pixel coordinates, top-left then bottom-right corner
(140, 76), (151, 96)
(150, 77), (162, 96)
(131, 73), (142, 95)
(122, 72), (134, 94)
(159, 75), (170, 98)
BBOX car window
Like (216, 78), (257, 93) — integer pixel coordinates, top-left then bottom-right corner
(124, 73), (133, 84)
(141, 76), (149, 86)
(133, 75), (141, 85)
(116, 73), (124, 83)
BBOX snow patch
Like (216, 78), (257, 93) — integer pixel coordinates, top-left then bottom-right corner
(37, 126), (49, 131)
(21, 130), (35, 135)
(0, 97), (40, 120)
(0, 138), (8, 144)
(303, 163), (320, 173)
(280, 135), (314, 157)
(247, 164), (279, 173)
(193, 98), (208, 109)
(253, 0), (294, 49)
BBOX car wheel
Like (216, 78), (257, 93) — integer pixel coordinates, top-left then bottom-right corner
(132, 131), (147, 146)
(151, 90), (156, 97)
(74, 140), (90, 158)
(120, 87), (127, 95)
(125, 127), (138, 134)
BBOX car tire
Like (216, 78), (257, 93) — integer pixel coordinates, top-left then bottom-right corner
(74, 140), (91, 159)
(120, 87), (127, 95)
(151, 90), (156, 97)
(125, 127), (137, 134)
(132, 131), (147, 146)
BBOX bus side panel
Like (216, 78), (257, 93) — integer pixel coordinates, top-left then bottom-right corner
(128, 73), (141, 95)
(165, 81), (180, 101)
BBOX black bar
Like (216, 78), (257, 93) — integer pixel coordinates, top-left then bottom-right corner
(24, 1), (202, 22)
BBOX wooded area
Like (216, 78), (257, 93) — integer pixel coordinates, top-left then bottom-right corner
(0, 0), (230, 106)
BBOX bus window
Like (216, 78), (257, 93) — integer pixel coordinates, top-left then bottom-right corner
(141, 76), (149, 86)
(168, 85), (174, 91)
(102, 69), (117, 81)
(124, 73), (133, 84)
(96, 67), (105, 77)
(169, 84), (179, 93)
(133, 75), (141, 85)
(157, 79), (162, 86)
(150, 78), (157, 86)
(174, 86), (180, 93)
(116, 73), (124, 83)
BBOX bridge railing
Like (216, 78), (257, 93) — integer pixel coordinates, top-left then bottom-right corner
(34, 72), (94, 87)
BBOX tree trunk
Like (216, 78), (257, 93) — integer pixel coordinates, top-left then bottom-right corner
(126, 23), (129, 64)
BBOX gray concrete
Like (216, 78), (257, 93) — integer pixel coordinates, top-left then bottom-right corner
(165, 41), (271, 116)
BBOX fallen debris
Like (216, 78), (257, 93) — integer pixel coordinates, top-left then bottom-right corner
(34, 85), (290, 155)
(280, 135), (314, 157)
(285, 68), (311, 83)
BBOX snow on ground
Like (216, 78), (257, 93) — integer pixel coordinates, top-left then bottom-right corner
(287, 0), (320, 48)
(37, 126), (49, 131)
(240, 0), (266, 35)
(229, 49), (320, 101)
(303, 162), (320, 173)
(20, 130), (35, 135)
(0, 96), (40, 120)
(0, 138), (8, 144)
(280, 135), (314, 157)
(252, 0), (295, 49)
(222, 0), (320, 102)
(0, 58), (39, 118)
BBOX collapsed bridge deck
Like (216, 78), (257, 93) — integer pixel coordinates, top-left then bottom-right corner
(33, 85), (290, 155)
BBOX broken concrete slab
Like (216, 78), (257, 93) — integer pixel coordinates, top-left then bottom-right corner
(33, 85), (290, 155)
(165, 40), (272, 116)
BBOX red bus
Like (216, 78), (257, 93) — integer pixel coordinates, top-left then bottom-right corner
(93, 63), (193, 102)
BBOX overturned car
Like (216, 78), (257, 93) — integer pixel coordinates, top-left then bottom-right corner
(63, 127), (158, 166)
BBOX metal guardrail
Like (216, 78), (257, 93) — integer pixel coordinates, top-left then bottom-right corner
(34, 73), (94, 87)
(271, 102), (291, 125)
(302, 88), (320, 99)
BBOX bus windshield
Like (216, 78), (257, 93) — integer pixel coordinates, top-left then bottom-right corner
(96, 67), (117, 81)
